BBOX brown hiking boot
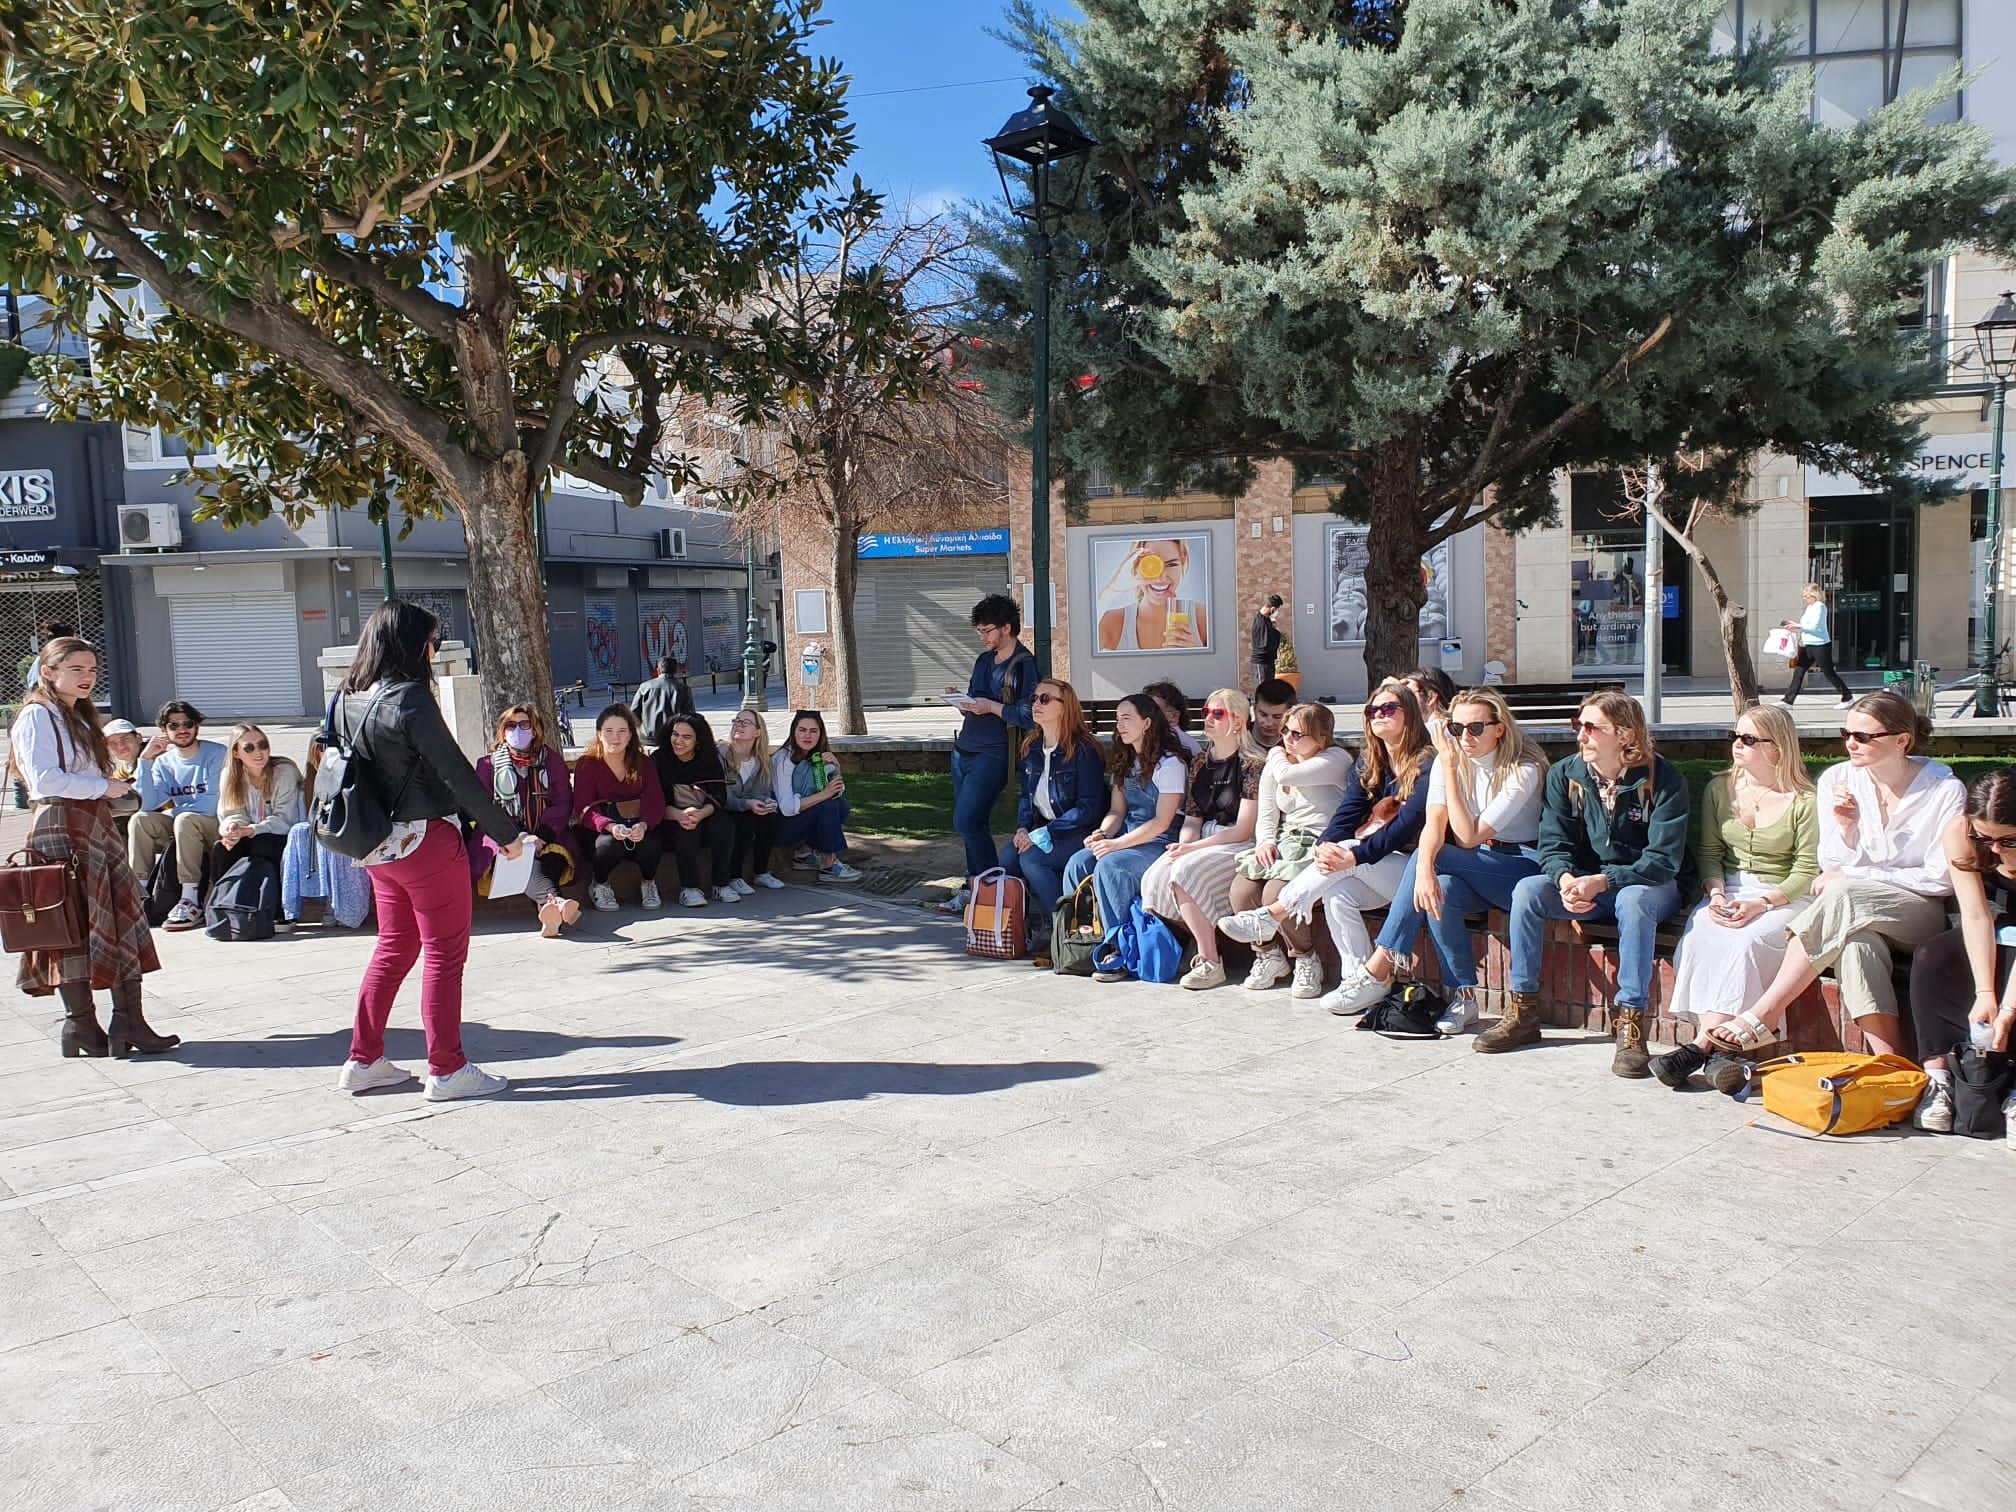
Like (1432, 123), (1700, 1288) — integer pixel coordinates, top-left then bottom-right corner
(1611, 1007), (1651, 1079)
(1474, 991), (1542, 1054)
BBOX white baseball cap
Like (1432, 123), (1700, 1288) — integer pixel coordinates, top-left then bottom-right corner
(102, 719), (140, 737)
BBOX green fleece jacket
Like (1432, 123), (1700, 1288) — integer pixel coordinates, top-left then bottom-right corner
(1537, 753), (1697, 897)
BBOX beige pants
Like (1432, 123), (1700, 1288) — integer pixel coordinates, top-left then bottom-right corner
(127, 810), (221, 886)
(1786, 876), (1950, 1021)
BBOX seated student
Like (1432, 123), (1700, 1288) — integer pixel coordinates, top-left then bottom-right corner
(1061, 694), (1186, 982)
(128, 699), (229, 930)
(1220, 680), (1435, 1011)
(471, 705), (582, 938)
(282, 732), (372, 929)
(1141, 689), (1266, 990)
(999, 678), (1109, 931)
(1650, 705), (1818, 1090)
(1143, 681), (1202, 759)
(1702, 690), (1962, 1068)
(720, 709), (785, 893)
(1326, 688), (1549, 1034)
(1251, 678), (1295, 753)
(1405, 667), (1458, 738)
(102, 719), (144, 832)
(654, 712), (737, 906)
(772, 710), (862, 883)
(571, 703), (667, 911)
(1484, 690), (1693, 1074)
(1910, 768), (2016, 1132)
(207, 724), (305, 934)
(1225, 702), (1352, 995)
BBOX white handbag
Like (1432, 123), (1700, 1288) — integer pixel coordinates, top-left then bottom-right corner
(1763, 626), (1799, 660)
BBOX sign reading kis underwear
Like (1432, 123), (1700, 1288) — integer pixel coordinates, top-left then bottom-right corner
(0, 469), (56, 520)
(856, 529), (1010, 558)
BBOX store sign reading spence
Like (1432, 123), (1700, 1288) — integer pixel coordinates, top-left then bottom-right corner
(0, 469), (56, 520)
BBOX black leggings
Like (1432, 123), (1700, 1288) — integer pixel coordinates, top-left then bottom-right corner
(591, 829), (663, 884)
(1785, 641), (1850, 703)
(663, 814), (731, 891)
(728, 808), (781, 880)
(1909, 927), (2015, 1062)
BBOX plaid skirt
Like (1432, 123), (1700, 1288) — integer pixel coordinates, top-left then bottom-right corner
(15, 799), (160, 995)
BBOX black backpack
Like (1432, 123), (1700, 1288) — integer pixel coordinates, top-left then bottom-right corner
(204, 853), (281, 941)
(311, 685), (411, 860)
(1355, 982), (1448, 1040)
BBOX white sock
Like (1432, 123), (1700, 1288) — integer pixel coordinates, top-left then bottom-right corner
(1927, 1067), (1953, 1086)
(179, 883), (198, 904)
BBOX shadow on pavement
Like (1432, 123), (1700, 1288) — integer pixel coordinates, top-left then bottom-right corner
(507, 1058), (1102, 1105)
(154, 1023), (682, 1071)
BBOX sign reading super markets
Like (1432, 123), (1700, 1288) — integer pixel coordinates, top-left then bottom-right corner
(857, 529), (1010, 559)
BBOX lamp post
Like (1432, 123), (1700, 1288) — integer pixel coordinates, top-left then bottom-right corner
(740, 526), (768, 712)
(377, 512), (396, 600)
(1972, 291), (2016, 718)
(986, 85), (1096, 675)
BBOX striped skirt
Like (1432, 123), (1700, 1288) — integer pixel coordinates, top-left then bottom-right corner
(1141, 843), (1246, 924)
(15, 799), (160, 995)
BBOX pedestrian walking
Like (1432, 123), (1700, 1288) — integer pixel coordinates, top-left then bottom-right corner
(1780, 583), (1853, 707)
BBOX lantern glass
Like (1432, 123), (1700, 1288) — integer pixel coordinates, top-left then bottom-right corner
(1973, 292), (2016, 380)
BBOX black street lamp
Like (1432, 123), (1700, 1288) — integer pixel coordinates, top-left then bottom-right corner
(986, 84), (1096, 675)
(740, 526), (769, 712)
(1972, 290), (2016, 717)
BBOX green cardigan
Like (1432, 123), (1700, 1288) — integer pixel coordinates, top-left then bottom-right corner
(1537, 753), (1697, 896)
(1694, 777), (1820, 902)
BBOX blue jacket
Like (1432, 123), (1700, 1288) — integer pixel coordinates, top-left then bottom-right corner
(1014, 735), (1110, 837)
(1317, 752), (1435, 867)
(956, 642), (1039, 756)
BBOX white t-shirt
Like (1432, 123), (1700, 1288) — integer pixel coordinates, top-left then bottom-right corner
(1425, 750), (1546, 845)
(1034, 745), (1058, 821)
(1149, 754), (1187, 796)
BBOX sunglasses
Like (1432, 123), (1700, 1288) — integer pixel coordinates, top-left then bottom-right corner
(1365, 701), (1404, 719)
(237, 740), (269, 753)
(1840, 727), (1899, 745)
(1447, 720), (1499, 738)
(1574, 720), (1615, 737)
(1970, 827), (2016, 853)
(1731, 732), (1774, 748)
(1202, 707), (1234, 723)
(502, 720), (533, 731)
(1032, 692), (1059, 706)
(164, 721), (196, 732)
(1281, 728), (1311, 743)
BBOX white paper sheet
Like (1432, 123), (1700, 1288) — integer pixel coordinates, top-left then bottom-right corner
(487, 841), (536, 899)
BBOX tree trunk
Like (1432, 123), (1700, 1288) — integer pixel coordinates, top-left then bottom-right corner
(1646, 502), (1759, 715)
(459, 454), (556, 730)
(1359, 438), (1430, 688)
(829, 522), (867, 735)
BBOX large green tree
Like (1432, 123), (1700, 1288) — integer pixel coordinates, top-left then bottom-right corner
(971, 0), (2016, 682)
(0, 0), (866, 719)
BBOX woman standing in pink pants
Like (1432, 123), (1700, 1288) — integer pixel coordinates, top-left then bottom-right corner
(329, 601), (526, 1102)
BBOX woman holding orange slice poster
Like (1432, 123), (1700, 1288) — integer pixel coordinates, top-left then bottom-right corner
(1095, 536), (1210, 653)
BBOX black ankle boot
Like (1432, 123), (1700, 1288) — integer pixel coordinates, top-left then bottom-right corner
(58, 985), (109, 1059)
(107, 983), (179, 1058)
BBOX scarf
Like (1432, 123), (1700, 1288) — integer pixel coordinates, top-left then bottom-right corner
(492, 745), (551, 831)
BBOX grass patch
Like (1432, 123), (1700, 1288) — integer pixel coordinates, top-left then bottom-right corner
(843, 770), (1017, 841)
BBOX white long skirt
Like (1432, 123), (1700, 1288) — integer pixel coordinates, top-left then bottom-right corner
(1669, 873), (1811, 1022)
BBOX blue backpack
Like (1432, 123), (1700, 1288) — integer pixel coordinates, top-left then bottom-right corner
(1091, 899), (1184, 984)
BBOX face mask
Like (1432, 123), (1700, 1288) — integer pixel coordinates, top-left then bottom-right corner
(505, 726), (536, 751)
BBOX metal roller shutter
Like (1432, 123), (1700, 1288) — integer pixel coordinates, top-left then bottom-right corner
(854, 556), (1011, 706)
(169, 593), (303, 715)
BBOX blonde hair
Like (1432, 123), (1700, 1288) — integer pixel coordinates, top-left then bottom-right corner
(723, 708), (773, 770)
(219, 724), (301, 818)
(1803, 582), (1824, 599)
(1201, 687), (1266, 762)
(1447, 688), (1548, 798)
(1578, 689), (1654, 768)
(1725, 703), (1813, 793)
(1361, 679), (1432, 800)
(1281, 700), (1335, 759)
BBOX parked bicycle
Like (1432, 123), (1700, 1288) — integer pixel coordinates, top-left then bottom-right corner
(1931, 639), (2016, 719)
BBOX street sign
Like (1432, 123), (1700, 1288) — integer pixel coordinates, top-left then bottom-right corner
(856, 529), (1010, 558)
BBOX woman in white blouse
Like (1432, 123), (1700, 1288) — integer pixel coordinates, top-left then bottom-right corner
(1324, 688), (1548, 1033)
(1708, 690), (1963, 1060)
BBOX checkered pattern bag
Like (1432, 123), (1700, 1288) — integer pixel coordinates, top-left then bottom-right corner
(963, 867), (1027, 961)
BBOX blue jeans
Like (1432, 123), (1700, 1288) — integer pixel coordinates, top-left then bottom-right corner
(1507, 873), (1683, 1009)
(951, 747), (1010, 880)
(999, 831), (1086, 920)
(1061, 836), (1173, 940)
(777, 797), (849, 858)
(1375, 845), (1542, 990)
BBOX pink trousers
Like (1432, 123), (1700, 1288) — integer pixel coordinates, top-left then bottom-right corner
(351, 820), (473, 1077)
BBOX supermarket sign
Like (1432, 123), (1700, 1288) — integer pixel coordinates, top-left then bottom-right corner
(857, 529), (1010, 558)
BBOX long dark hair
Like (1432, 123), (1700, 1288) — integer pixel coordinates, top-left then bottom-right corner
(661, 712), (725, 781)
(786, 709), (831, 764)
(339, 600), (438, 693)
(1109, 693), (1171, 781)
(1957, 767), (2016, 875)
(1361, 679), (1433, 800)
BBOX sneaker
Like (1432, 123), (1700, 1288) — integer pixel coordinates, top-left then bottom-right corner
(1290, 955), (1325, 1000)
(1704, 1051), (1754, 1096)
(939, 888), (972, 915)
(1913, 1079), (1956, 1133)
(1320, 968), (1390, 1018)
(819, 862), (862, 883)
(335, 1057), (413, 1094)
(753, 872), (786, 890)
(791, 849), (818, 871)
(590, 883), (619, 912)
(1651, 1041), (1709, 1089)
(273, 918), (296, 934)
(163, 899), (203, 931)
(679, 887), (708, 907)
(1244, 946), (1291, 992)
(1434, 989), (1479, 1037)
(1091, 966), (1132, 983)
(1180, 958), (1227, 991)
(424, 1063), (509, 1102)
(713, 886), (741, 904)
(729, 877), (756, 898)
(640, 881), (663, 910)
(1219, 907), (1280, 945)
(1835, 696), (1856, 709)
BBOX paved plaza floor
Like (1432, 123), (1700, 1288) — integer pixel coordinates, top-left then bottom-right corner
(2, 886), (2012, 1512)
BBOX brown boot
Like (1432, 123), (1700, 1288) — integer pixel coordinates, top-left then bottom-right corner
(1474, 991), (1542, 1053)
(1611, 1006), (1651, 1079)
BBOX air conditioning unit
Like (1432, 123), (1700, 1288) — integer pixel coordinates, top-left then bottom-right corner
(655, 527), (687, 560)
(118, 503), (182, 551)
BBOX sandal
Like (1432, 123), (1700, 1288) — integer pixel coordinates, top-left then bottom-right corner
(1705, 1011), (1773, 1053)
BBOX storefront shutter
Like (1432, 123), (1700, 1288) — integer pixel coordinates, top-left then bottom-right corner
(169, 593), (302, 715)
(854, 556), (1011, 706)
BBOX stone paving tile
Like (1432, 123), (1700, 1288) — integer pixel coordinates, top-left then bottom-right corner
(0, 1202), (61, 1275)
(30, 1157), (274, 1254)
(0, 1394), (276, 1512)
(0, 1253), (124, 1351)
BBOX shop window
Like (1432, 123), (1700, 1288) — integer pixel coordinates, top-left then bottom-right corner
(1727, 2), (1964, 124)
(1568, 475), (1688, 674)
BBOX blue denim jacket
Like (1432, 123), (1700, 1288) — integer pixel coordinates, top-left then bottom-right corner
(1014, 737), (1109, 836)
(955, 643), (1040, 757)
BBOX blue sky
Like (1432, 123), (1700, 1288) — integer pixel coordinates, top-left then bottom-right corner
(813, 0), (1046, 219)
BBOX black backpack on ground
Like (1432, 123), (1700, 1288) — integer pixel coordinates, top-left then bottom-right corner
(142, 841), (210, 928)
(1355, 982), (1448, 1040)
(204, 852), (282, 941)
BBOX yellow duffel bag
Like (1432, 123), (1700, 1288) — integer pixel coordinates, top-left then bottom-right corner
(1737, 1052), (1928, 1137)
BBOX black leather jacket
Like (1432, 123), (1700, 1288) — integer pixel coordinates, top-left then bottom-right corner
(332, 680), (517, 846)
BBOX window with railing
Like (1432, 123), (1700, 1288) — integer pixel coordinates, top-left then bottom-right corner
(1719, 2), (1963, 126)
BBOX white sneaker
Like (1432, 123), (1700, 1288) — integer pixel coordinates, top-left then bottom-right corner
(1290, 955), (1324, 999)
(679, 887), (708, 907)
(1320, 968), (1390, 1018)
(640, 881), (663, 910)
(1219, 907), (1280, 945)
(590, 883), (619, 912)
(1835, 697), (1856, 709)
(1180, 958), (1227, 991)
(729, 877), (756, 898)
(1245, 946), (1291, 992)
(424, 1063), (509, 1102)
(1913, 1079), (1956, 1133)
(713, 885), (741, 904)
(939, 888), (972, 915)
(753, 872), (786, 890)
(1434, 989), (1479, 1037)
(819, 861), (863, 883)
(335, 1057), (413, 1094)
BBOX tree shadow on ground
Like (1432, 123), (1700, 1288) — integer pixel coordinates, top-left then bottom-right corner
(507, 1058), (1101, 1105)
(592, 905), (983, 991)
(153, 1022), (681, 1072)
